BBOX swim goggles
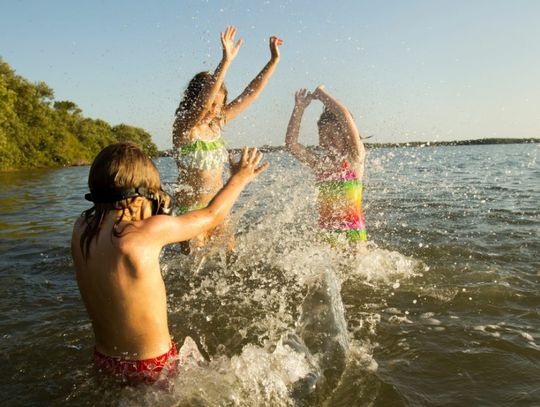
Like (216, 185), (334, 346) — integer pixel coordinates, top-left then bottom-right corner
(85, 187), (173, 215)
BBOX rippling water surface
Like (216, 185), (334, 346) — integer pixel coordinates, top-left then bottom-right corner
(0, 144), (539, 406)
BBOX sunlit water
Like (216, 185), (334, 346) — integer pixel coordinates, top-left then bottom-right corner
(0, 144), (539, 406)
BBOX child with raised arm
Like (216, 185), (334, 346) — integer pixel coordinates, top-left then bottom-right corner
(172, 25), (282, 253)
(71, 143), (268, 384)
(285, 86), (367, 245)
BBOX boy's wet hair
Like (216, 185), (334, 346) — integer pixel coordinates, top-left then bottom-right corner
(175, 71), (228, 118)
(80, 143), (161, 259)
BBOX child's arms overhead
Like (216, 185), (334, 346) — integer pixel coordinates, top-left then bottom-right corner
(224, 35), (283, 122)
(142, 147), (268, 246)
(174, 26), (242, 132)
(285, 89), (319, 169)
(312, 85), (365, 162)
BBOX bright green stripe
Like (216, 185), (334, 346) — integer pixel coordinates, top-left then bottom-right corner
(180, 138), (226, 154)
(320, 229), (368, 243)
(318, 180), (363, 194)
(343, 229), (368, 241)
(175, 202), (207, 215)
(319, 185), (363, 202)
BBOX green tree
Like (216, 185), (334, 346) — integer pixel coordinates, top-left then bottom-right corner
(112, 124), (159, 157)
(0, 57), (159, 170)
(53, 100), (82, 115)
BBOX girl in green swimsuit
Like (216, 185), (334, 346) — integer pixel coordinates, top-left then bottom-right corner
(172, 26), (282, 253)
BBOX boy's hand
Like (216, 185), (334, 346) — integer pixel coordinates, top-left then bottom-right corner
(294, 88), (313, 109)
(229, 146), (269, 183)
(221, 25), (243, 62)
(269, 36), (283, 62)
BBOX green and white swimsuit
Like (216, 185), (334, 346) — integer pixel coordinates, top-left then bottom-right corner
(173, 135), (228, 172)
(173, 134), (228, 215)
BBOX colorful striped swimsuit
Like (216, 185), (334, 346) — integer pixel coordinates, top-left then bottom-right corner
(316, 160), (367, 243)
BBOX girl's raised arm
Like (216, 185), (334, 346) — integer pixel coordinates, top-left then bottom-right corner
(285, 89), (319, 169)
(174, 26), (242, 134)
(223, 36), (283, 122)
(312, 86), (365, 162)
(144, 147), (268, 246)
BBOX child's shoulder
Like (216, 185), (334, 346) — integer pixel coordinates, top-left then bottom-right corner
(72, 214), (86, 235)
(117, 217), (167, 246)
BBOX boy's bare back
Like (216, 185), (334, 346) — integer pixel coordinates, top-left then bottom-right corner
(72, 211), (171, 359)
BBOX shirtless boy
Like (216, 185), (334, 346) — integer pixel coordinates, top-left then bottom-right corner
(71, 143), (267, 383)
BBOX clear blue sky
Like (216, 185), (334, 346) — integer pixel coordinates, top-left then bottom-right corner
(1, 0), (539, 149)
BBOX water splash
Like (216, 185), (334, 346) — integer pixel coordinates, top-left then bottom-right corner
(148, 158), (423, 405)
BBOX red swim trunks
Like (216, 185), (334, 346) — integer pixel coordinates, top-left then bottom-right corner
(93, 343), (178, 384)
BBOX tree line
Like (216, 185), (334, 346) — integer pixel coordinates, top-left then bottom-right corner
(0, 58), (158, 171)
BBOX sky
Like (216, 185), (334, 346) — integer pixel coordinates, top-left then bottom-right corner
(1, 0), (539, 149)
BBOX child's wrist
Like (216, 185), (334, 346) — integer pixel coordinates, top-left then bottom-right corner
(230, 173), (249, 186)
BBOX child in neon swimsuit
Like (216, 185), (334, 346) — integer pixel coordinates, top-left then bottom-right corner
(285, 86), (367, 245)
(71, 143), (268, 384)
(172, 25), (282, 253)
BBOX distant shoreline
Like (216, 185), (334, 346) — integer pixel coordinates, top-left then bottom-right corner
(159, 137), (539, 156)
(364, 137), (539, 149)
(3, 138), (535, 171)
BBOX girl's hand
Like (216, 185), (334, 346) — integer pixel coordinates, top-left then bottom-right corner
(269, 36), (283, 62)
(294, 89), (313, 109)
(229, 147), (269, 183)
(221, 25), (243, 62)
(311, 85), (326, 100)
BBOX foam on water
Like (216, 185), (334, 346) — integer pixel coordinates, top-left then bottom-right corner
(116, 341), (314, 406)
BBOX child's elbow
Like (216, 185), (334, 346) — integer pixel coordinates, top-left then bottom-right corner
(285, 141), (298, 153)
(203, 207), (226, 228)
(358, 150), (367, 164)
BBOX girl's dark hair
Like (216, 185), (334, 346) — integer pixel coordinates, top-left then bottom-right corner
(318, 108), (349, 151)
(79, 143), (161, 259)
(317, 108), (339, 128)
(175, 71), (228, 118)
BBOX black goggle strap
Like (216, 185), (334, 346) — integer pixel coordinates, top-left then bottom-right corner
(85, 187), (158, 203)
(85, 187), (173, 215)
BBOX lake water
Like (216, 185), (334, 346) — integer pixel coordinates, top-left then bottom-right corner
(0, 144), (539, 406)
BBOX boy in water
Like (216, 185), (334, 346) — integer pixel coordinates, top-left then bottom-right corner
(71, 143), (267, 384)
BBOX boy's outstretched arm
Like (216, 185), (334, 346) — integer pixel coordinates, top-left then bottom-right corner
(224, 36), (283, 122)
(146, 147), (268, 246)
(285, 89), (319, 169)
(312, 86), (365, 161)
(173, 26), (242, 135)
